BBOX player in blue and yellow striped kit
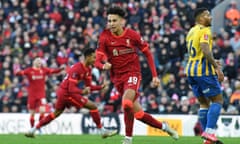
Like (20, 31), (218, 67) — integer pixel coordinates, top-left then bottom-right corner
(185, 8), (224, 144)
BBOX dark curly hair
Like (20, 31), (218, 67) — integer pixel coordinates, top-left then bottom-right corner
(107, 6), (126, 18)
(194, 7), (208, 20)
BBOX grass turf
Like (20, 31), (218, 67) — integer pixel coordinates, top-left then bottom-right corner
(0, 134), (239, 144)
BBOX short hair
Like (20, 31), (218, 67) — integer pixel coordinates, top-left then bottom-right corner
(83, 48), (95, 57)
(194, 7), (208, 20)
(107, 6), (126, 18)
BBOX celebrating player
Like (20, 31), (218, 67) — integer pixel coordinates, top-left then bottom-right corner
(95, 6), (179, 144)
(24, 49), (117, 139)
(15, 57), (64, 128)
(185, 8), (224, 144)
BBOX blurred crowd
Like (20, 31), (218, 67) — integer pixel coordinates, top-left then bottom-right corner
(0, 0), (240, 115)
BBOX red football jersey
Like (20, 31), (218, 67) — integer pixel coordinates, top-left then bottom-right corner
(59, 62), (101, 94)
(16, 67), (61, 98)
(95, 28), (157, 78)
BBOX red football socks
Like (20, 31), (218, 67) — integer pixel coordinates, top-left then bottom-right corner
(138, 112), (162, 129)
(39, 113), (45, 121)
(90, 109), (102, 128)
(36, 113), (55, 129)
(30, 115), (34, 128)
(124, 109), (134, 137)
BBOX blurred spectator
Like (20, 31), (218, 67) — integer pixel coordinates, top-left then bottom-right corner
(230, 80), (240, 106)
(223, 52), (238, 81)
(230, 31), (240, 55)
(146, 93), (159, 114)
(225, 0), (240, 27)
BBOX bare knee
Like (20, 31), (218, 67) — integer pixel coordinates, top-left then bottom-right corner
(84, 100), (98, 110)
(198, 96), (210, 108)
(209, 94), (223, 104)
(122, 99), (133, 110)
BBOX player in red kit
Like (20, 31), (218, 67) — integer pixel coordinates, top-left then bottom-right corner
(95, 6), (179, 144)
(24, 49), (117, 138)
(15, 57), (64, 128)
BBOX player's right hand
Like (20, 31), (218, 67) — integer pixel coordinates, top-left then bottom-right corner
(152, 77), (160, 87)
(103, 62), (112, 70)
(82, 87), (90, 95)
(215, 68), (224, 82)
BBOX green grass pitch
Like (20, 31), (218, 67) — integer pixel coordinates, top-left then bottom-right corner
(0, 134), (239, 144)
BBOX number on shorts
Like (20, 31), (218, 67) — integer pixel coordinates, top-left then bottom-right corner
(128, 76), (138, 85)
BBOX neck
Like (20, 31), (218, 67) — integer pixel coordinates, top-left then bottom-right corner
(196, 22), (206, 27)
(83, 61), (89, 67)
(113, 27), (124, 36)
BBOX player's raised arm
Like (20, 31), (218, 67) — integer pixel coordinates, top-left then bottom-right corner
(44, 65), (65, 75)
(15, 69), (26, 76)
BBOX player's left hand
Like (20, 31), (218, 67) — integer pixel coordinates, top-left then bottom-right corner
(100, 81), (109, 92)
(101, 83), (107, 89)
(60, 64), (66, 70)
(152, 77), (160, 87)
(103, 62), (112, 70)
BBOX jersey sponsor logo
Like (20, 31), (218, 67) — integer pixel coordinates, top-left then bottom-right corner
(112, 48), (135, 56)
(32, 75), (44, 80)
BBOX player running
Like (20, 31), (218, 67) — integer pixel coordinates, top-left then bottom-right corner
(95, 6), (179, 144)
(24, 49), (117, 139)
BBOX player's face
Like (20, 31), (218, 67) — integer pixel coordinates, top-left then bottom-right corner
(202, 10), (212, 26)
(86, 53), (96, 65)
(33, 58), (42, 68)
(107, 14), (123, 34)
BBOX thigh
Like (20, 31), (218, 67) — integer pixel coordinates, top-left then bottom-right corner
(133, 100), (142, 113)
(115, 82), (124, 97)
(27, 96), (38, 110)
(199, 75), (222, 97)
(187, 76), (202, 97)
(197, 96), (210, 108)
(188, 76), (222, 97)
(55, 88), (68, 110)
(67, 93), (88, 109)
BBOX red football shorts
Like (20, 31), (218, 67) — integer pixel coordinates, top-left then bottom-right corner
(113, 72), (141, 101)
(27, 97), (43, 110)
(55, 87), (88, 110)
